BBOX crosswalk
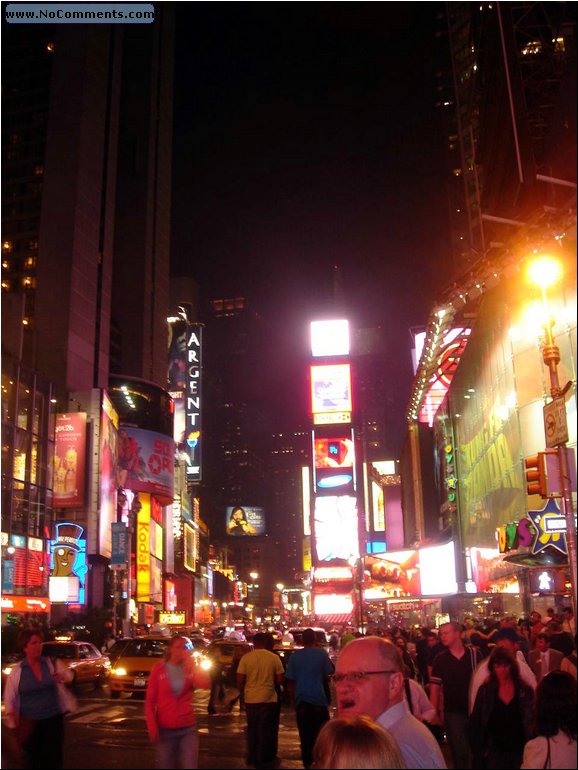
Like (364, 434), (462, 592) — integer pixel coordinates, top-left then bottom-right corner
(67, 701), (145, 725)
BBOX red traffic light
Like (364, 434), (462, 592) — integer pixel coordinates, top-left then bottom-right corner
(525, 454), (547, 497)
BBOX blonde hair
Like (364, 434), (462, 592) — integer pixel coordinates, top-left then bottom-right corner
(313, 716), (405, 769)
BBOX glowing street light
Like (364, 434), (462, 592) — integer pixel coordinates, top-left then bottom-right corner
(275, 583), (284, 591)
(528, 255), (577, 619)
(249, 571), (259, 582)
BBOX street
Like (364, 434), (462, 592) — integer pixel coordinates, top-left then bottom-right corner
(2, 681), (454, 769)
(1, 683), (304, 770)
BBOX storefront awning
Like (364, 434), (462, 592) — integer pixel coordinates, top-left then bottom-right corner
(315, 613), (352, 627)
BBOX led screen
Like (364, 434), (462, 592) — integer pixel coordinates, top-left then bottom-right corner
(225, 506), (266, 536)
(365, 541), (458, 596)
(314, 437), (354, 469)
(314, 593), (353, 615)
(372, 481), (385, 532)
(310, 320), (350, 357)
(315, 466), (355, 497)
(310, 364), (352, 415)
(313, 496), (359, 562)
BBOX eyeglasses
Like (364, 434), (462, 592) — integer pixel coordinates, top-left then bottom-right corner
(333, 670), (400, 684)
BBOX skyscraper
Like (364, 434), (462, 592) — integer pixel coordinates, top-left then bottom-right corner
(1, 11), (175, 623)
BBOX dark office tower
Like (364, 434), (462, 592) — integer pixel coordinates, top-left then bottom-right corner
(1, 13), (174, 623)
(441, 3), (576, 271)
(2, 11), (174, 398)
(353, 326), (403, 461)
(270, 427), (310, 585)
(202, 298), (271, 536)
(110, 19), (174, 386)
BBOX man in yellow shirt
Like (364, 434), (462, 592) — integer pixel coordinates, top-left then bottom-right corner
(237, 632), (285, 769)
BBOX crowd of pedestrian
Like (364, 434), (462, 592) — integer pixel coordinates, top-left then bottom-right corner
(3, 607), (576, 770)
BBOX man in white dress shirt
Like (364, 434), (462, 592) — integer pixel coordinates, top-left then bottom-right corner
(335, 637), (446, 769)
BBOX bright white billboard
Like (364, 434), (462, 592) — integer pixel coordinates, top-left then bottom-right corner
(313, 495), (359, 562)
(310, 320), (350, 357)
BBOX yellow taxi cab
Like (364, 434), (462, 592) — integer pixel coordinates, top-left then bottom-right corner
(204, 639), (252, 677)
(41, 640), (111, 686)
(109, 635), (170, 698)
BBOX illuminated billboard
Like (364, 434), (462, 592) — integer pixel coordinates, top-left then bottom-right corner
(136, 496), (151, 602)
(100, 394), (119, 558)
(310, 320), (350, 357)
(226, 506), (266, 536)
(118, 427), (175, 505)
(365, 541), (458, 597)
(372, 480), (385, 532)
(54, 413), (87, 508)
(314, 436), (354, 469)
(316, 468), (354, 495)
(49, 523), (87, 605)
(310, 364), (352, 416)
(313, 593), (353, 616)
(313, 495), (359, 562)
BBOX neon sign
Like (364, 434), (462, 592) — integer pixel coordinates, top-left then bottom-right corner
(185, 325), (202, 481)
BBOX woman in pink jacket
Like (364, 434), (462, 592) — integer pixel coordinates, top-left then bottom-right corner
(145, 635), (209, 769)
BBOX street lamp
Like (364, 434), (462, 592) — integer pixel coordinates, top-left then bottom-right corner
(528, 256), (577, 619)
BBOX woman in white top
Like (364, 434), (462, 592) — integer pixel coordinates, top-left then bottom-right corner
(521, 670), (577, 769)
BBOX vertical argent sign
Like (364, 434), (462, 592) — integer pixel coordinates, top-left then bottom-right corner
(185, 325), (202, 481)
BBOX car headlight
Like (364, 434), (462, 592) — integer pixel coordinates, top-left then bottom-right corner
(112, 667), (127, 676)
(199, 658), (212, 671)
(103, 659), (111, 669)
(2, 666), (14, 677)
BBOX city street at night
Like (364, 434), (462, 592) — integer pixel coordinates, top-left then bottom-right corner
(2, 684), (304, 770)
(1, 3), (576, 769)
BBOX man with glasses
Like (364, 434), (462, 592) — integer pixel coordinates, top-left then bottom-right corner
(334, 637), (446, 769)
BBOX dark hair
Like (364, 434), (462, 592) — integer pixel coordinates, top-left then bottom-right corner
(253, 632), (270, 648)
(487, 646), (522, 689)
(303, 628), (316, 646)
(17, 627), (43, 653)
(534, 671), (577, 740)
(536, 632), (550, 643)
(548, 621), (562, 632)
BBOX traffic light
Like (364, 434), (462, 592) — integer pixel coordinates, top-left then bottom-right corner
(525, 453), (547, 497)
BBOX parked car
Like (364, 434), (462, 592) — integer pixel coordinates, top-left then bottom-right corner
(1, 653), (23, 692)
(41, 640), (111, 686)
(108, 635), (170, 699)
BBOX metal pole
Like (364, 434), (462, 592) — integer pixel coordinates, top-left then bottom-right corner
(542, 320), (577, 620)
(112, 568), (117, 639)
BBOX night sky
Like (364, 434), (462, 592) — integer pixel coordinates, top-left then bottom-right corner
(171, 3), (451, 444)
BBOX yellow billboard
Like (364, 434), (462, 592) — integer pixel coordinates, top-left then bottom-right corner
(136, 495), (151, 601)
